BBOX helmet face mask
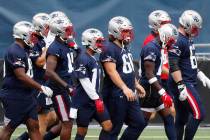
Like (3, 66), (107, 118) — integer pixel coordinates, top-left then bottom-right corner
(179, 10), (202, 37)
(82, 28), (105, 54)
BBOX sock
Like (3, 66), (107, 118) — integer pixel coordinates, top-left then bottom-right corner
(163, 115), (176, 140)
(184, 117), (201, 140)
(75, 133), (85, 140)
(16, 132), (29, 140)
(44, 131), (58, 140)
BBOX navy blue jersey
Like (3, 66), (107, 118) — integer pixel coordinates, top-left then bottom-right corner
(100, 41), (135, 97)
(30, 36), (46, 84)
(46, 38), (74, 90)
(72, 52), (101, 106)
(1, 43), (33, 99)
(168, 33), (197, 84)
(140, 40), (162, 85)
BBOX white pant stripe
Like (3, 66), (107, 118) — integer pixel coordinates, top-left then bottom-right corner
(56, 95), (69, 121)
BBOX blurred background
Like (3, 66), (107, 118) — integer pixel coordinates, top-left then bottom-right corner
(1, 0), (210, 58)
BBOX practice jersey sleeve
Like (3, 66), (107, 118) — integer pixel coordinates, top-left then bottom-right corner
(7, 50), (26, 69)
(142, 45), (158, 62)
(73, 55), (88, 79)
(46, 44), (61, 58)
(100, 46), (116, 63)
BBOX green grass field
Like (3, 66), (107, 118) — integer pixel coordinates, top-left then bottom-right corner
(9, 125), (210, 140)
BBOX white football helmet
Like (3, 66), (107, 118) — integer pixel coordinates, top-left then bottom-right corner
(179, 10), (202, 37)
(13, 21), (37, 47)
(50, 11), (67, 19)
(148, 10), (171, 32)
(108, 16), (134, 43)
(158, 23), (178, 48)
(32, 13), (51, 37)
(82, 28), (105, 54)
(50, 17), (74, 41)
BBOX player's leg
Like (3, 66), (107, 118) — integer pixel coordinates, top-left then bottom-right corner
(104, 96), (127, 140)
(25, 118), (42, 140)
(75, 105), (95, 140)
(184, 83), (206, 140)
(94, 106), (112, 140)
(53, 94), (73, 140)
(158, 107), (176, 140)
(120, 100), (146, 140)
(0, 124), (16, 140)
(0, 98), (28, 140)
(44, 121), (62, 140)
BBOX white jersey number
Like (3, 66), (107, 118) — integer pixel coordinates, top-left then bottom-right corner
(189, 45), (197, 69)
(122, 53), (134, 74)
(67, 52), (74, 73)
(26, 58), (33, 78)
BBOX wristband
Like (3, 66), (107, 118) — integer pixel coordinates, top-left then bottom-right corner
(148, 77), (158, 84)
(158, 88), (166, 96)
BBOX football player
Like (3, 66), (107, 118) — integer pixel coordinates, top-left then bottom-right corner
(72, 28), (112, 140)
(0, 21), (53, 140)
(140, 10), (176, 120)
(168, 10), (206, 140)
(139, 23), (178, 140)
(45, 16), (76, 140)
(17, 13), (59, 140)
(99, 16), (146, 140)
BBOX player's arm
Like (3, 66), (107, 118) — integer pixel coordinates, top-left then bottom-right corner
(35, 47), (47, 67)
(135, 78), (146, 98)
(168, 46), (188, 101)
(79, 78), (104, 113)
(144, 60), (163, 91)
(45, 55), (69, 88)
(14, 68), (42, 90)
(144, 60), (172, 107)
(103, 62), (136, 101)
(14, 68), (52, 97)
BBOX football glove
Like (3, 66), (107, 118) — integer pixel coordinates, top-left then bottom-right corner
(158, 88), (173, 108)
(177, 81), (188, 101)
(95, 99), (104, 114)
(197, 70), (210, 89)
(41, 85), (53, 97)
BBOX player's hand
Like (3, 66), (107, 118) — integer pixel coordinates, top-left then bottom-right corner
(177, 81), (188, 101)
(135, 83), (146, 98)
(95, 99), (104, 114)
(197, 71), (210, 89)
(122, 85), (137, 101)
(161, 92), (173, 108)
(65, 85), (75, 96)
(41, 85), (53, 97)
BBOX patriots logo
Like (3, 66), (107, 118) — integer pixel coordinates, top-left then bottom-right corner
(154, 12), (161, 17)
(90, 29), (98, 33)
(102, 56), (116, 63)
(144, 52), (157, 61)
(193, 16), (199, 22)
(75, 64), (86, 75)
(169, 47), (181, 56)
(114, 19), (123, 24)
